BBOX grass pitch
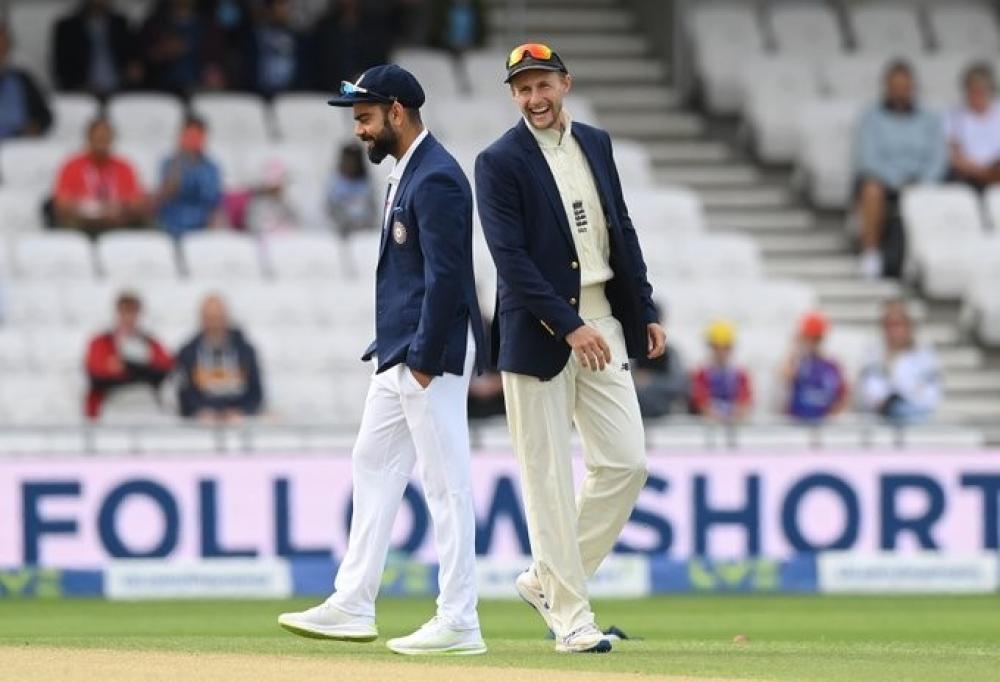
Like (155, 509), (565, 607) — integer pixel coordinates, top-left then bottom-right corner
(1, 595), (999, 681)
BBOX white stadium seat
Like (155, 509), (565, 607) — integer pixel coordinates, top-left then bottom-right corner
(769, 3), (844, 57)
(819, 54), (891, 101)
(849, 3), (926, 55)
(0, 141), (68, 192)
(181, 230), (263, 280)
(107, 93), (185, 151)
(141, 279), (220, 329)
(49, 94), (101, 142)
(226, 282), (319, 328)
(60, 280), (119, 330)
(264, 232), (342, 280)
(424, 97), (512, 148)
(464, 50), (510, 100)
(610, 139), (656, 188)
(742, 56), (821, 163)
(273, 92), (354, 145)
(690, 2), (765, 114)
(0, 330), (32, 372)
(97, 231), (179, 281)
(192, 93), (272, 146)
(795, 99), (864, 209)
(927, 3), (1000, 53)
(7, 0), (65, 90)
(913, 54), (977, 109)
(25, 326), (92, 375)
(624, 186), (705, 234)
(394, 48), (463, 98)
(2, 282), (65, 327)
(0, 374), (82, 425)
(13, 232), (95, 281)
(0, 188), (47, 233)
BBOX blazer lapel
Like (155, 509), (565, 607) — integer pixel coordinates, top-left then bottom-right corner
(379, 133), (436, 259)
(515, 121), (577, 253)
(572, 126), (615, 230)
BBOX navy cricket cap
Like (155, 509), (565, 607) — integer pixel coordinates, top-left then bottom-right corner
(327, 64), (426, 109)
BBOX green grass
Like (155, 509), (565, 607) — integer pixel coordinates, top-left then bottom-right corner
(1, 595), (999, 680)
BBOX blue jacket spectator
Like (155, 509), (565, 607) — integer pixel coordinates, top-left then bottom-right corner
(246, 0), (309, 96)
(0, 22), (52, 140)
(155, 116), (222, 237)
(176, 294), (263, 423)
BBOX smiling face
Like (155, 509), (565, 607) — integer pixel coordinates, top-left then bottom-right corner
(509, 69), (572, 131)
(352, 102), (401, 164)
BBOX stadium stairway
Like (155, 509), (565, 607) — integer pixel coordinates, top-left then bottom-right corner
(488, 0), (1000, 441)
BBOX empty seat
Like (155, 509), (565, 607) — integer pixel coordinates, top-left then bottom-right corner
(49, 94), (101, 142)
(226, 282), (318, 328)
(0, 373), (82, 425)
(565, 96), (601, 128)
(742, 56), (821, 162)
(240, 142), (325, 191)
(107, 93), (185, 151)
(2, 281), (65, 326)
(913, 54), (976, 108)
(394, 48), (463, 97)
(97, 231), (179, 281)
(769, 3), (844, 57)
(273, 92), (353, 145)
(849, 3), (926, 55)
(611, 139), (655, 188)
(192, 93), (272, 146)
(181, 230), (263, 280)
(142, 279), (219, 329)
(268, 373), (340, 423)
(796, 99), (864, 209)
(60, 280), (120, 330)
(927, 3), (1000, 53)
(13, 232), (95, 280)
(819, 54), (892, 102)
(0, 140), (68, 192)
(690, 2), (766, 113)
(265, 232), (342, 280)
(0, 330), (31, 372)
(624, 186), (705, 234)
(0, 188), (47, 233)
(465, 50), (511, 100)
(424, 97), (513, 148)
(26, 325), (92, 374)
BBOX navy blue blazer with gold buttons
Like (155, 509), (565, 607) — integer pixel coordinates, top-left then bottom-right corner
(362, 133), (486, 376)
(474, 119), (658, 379)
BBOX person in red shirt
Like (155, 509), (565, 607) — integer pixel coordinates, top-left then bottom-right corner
(85, 291), (173, 419)
(690, 319), (753, 423)
(53, 116), (149, 235)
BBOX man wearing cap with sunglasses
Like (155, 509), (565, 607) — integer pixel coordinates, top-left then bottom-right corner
(278, 64), (487, 656)
(475, 44), (666, 654)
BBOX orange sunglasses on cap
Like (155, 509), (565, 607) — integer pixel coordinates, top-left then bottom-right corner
(504, 43), (567, 83)
(506, 43), (554, 68)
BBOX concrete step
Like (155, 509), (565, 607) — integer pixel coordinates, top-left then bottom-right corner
(810, 279), (904, 301)
(489, 8), (634, 31)
(642, 140), (732, 164)
(766, 256), (858, 279)
(834, 321), (964, 346)
(939, 346), (982, 371)
(696, 187), (791, 210)
(753, 232), (847, 255)
(491, 35), (650, 58)
(709, 210), (815, 231)
(945, 370), (1000, 393)
(584, 86), (680, 109)
(603, 112), (705, 138)
(939, 397), (1000, 420)
(825, 300), (928, 324)
(655, 164), (761, 187)
(567, 58), (668, 83)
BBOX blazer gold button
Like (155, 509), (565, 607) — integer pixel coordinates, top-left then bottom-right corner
(569, 297), (577, 305)
(570, 261), (579, 269)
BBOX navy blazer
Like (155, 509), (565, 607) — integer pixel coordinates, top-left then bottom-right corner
(362, 133), (486, 376)
(475, 119), (658, 379)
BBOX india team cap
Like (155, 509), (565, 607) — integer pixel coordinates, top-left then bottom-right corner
(504, 43), (568, 83)
(328, 64), (426, 109)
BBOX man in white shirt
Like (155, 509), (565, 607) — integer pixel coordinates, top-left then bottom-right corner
(947, 62), (1000, 190)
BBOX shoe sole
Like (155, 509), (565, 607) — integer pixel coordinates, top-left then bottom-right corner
(387, 644), (488, 656)
(555, 639), (613, 654)
(514, 578), (554, 632)
(278, 620), (378, 643)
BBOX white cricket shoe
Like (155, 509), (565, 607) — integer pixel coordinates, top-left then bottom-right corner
(515, 567), (554, 631)
(555, 622), (612, 654)
(278, 601), (378, 642)
(386, 616), (487, 655)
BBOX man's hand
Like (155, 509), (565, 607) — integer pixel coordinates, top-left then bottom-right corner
(566, 324), (612, 371)
(410, 368), (433, 388)
(647, 323), (667, 359)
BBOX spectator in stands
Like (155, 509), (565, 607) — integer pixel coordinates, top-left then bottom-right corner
(632, 302), (688, 418)
(176, 294), (263, 423)
(325, 143), (377, 237)
(155, 115), (223, 238)
(310, 0), (393, 91)
(859, 299), (941, 425)
(0, 22), (52, 140)
(208, 0), (256, 89)
(53, 116), (149, 236)
(246, 0), (310, 96)
(139, 0), (226, 93)
(428, 0), (486, 55)
(245, 160), (299, 233)
(690, 320), (752, 423)
(85, 291), (173, 419)
(781, 311), (848, 423)
(52, 0), (143, 95)
(854, 60), (947, 280)
(946, 63), (1000, 191)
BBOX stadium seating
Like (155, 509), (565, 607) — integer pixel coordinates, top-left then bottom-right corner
(273, 92), (354, 146)
(689, 2), (765, 114)
(394, 48), (465, 99)
(742, 56), (822, 163)
(264, 232), (343, 280)
(12, 232), (95, 280)
(767, 3), (843, 58)
(848, 3), (926, 55)
(107, 93), (186, 152)
(49, 94), (101, 143)
(6, 0), (64, 90)
(180, 231), (263, 280)
(0, 188), (46, 233)
(0, 140), (67, 193)
(819, 54), (891, 102)
(794, 98), (864, 209)
(927, 2), (1000, 53)
(96, 232), (179, 281)
(191, 93), (273, 147)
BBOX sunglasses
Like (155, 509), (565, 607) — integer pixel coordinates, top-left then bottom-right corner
(506, 43), (554, 69)
(340, 80), (395, 103)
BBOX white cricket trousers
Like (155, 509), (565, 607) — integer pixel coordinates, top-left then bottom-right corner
(501, 313), (647, 637)
(327, 333), (479, 630)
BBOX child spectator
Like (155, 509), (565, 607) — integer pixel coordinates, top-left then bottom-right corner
(245, 160), (299, 233)
(325, 143), (377, 238)
(690, 320), (752, 423)
(53, 117), (149, 236)
(781, 312), (848, 423)
(155, 115), (223, 238)
(176, 294), (263, 423)
(85, 291), (173, 419)
(859, 299), (941, 424)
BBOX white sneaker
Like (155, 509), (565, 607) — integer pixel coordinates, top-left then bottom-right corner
(859, 249), (881, 280)
(278, 601), (378, 642)
(386, 616), (487, 655)
(515, 567), (554, 631)
(555, 622), (612, 654)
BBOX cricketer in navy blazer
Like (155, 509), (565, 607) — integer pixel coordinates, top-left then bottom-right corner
(361, 133), (486, 377)
(475, 119), (658, 380)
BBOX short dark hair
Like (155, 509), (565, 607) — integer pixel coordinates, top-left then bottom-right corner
(963, 62), (995, 89)
(183, 114), (206, 130)
(116, 291), (142, 311)
(884, 59), (914, 82)
(380, 102), (422, 125)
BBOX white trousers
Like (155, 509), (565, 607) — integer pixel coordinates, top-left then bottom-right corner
(327, 333), (479, 630)
(501, 314), (647, 637)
